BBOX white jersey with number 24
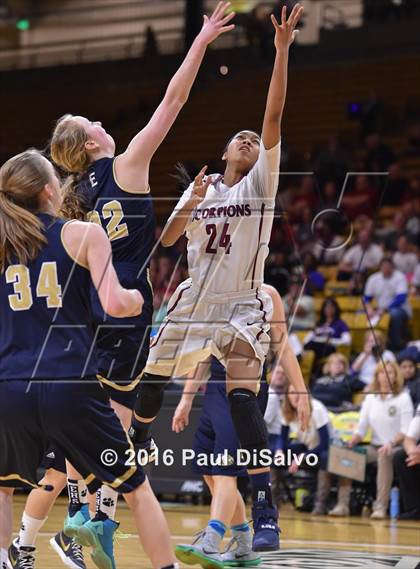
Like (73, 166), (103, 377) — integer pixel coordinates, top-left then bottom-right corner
(169, 142), (281, 294)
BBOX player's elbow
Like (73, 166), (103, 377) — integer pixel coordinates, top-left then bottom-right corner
(102, 296), (127, 317)
(160, 228), (177, 247)
(103, 293), (143, 318)
(161, 235), (176, 247)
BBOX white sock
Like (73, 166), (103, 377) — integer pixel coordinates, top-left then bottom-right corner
(1, 548), (9, 569)
(18, 512), (46, 547)
(97, 486), (118, 520)
(89, 510), (96, 520)
(77, 480), (88, 505)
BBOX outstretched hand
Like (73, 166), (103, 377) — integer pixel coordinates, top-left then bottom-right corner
(199, 1), (236, 45)
(271, 3), (304, 51)
(191, 165), (213, 203)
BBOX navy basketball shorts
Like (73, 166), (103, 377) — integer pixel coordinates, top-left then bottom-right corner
(0, 379), (145, 493)
(91, 268), (153, 409)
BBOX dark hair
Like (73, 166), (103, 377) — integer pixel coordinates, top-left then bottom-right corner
(172, 162), (193, 193)
(380, 256), (394, 267)
(222, 130), (261, 154)
(303, 251), (318, 271)
(319, 297), (341, 324)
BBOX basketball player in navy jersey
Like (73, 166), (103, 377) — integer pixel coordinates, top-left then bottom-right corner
(171, 285), (306, 567)
(130, 3), (309, 555)
(10, 4), (236, 569)
(0, 150), (179, 569)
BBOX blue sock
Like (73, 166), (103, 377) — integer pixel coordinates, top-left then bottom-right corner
(231, 522), (250, 533)
(208, 519), (226, 538)
(250, 471), (273, 506)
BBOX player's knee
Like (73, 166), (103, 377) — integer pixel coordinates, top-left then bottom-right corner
(134, 373), (169, 418)
(40, 468), (67, 494)
(228, 388), (268, 455)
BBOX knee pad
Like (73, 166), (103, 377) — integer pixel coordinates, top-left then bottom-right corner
(228, 388), (268, 459)
(134, 373), (169, 419)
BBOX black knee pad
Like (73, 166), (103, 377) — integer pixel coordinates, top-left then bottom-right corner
(228, 388), (269, 465)
(134, 373), (169, 419)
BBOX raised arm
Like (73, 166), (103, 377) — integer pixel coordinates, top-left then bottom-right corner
(62, 221), (143, 317)
(261, 4), (303, 150)
(115, 2), (235, 192)
(262, 283), (310, 431)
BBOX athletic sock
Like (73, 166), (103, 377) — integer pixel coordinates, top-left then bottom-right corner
(1, 548), (9, 568)
(208, 519), (226, 538)
(95, 486), (118, 521)
(18, 512), (46, 548)
(249, 471), (273, 507)
(67, 479), (88, 516)
(231, 522), (250, 533)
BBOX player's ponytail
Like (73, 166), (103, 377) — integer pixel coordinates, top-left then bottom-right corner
(51, 114), (90, 221)
(172, 162), (193, 192)
(0, 150), (49, 272)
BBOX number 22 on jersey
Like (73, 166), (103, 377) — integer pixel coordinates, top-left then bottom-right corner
(6, 262), (62, 311)
(87, 199), (128, 242)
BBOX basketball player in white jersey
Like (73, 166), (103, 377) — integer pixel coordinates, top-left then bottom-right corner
(130, 4), (309, 558)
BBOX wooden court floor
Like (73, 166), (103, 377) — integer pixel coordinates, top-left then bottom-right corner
(11, 496), (420, 568)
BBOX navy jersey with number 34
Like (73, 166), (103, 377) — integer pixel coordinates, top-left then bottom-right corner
(0, 214), (97, 380)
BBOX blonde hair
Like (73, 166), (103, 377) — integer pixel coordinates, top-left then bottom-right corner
(323, 352), (349, 375)
(50, 114), (90, 220)
(364, 329), (385, 349)
(50, 114), (89, 174)
(281, 382), (313, 424)
(0, 150), (50, 271)
(369, 360), (404, 396)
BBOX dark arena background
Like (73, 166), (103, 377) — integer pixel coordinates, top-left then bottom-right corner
(1, 0), (420, 568)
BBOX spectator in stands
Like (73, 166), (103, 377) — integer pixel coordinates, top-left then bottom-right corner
(305, 217), (344, 266)
(265, 251), (290, 296)
(316, 136), (349, 187)
(276, 385), (331, 511)
(351, 330), (396, 386)
(412, 262), (420, 294)
(364, 257), (411, 350)
(383, 211), (408, 251)
(341, 174), (377, 220)
(392, 235), (418, 275)
(338, 228), (383, 280)
(264, 363), (286, 507)
(276, 385), (353, 516)
(393, 405), (420, 520)
(288, 176), (317, 222)
(311, 353), (365, 411)
(348, 270), (366, 296)
(319, 179), (339, 211)
(294, 205), (313, 245)
(364, 133), (395, 172)
(349, 361), (414, 519)
(302, 252), (326, 295)
(284, 276), (316, 331)
(398, 355), (420, 408)
(304, 298), (351, 365)
(403, 199), (420, 242)
(383, 162), (407, 206)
